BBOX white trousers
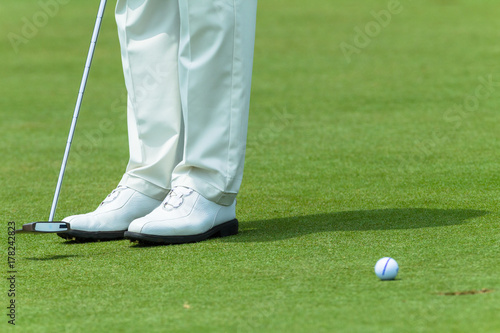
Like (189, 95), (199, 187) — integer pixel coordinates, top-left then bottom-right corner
(115, 0), (257, 205)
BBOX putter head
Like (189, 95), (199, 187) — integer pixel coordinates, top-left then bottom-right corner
(16, 221), (70, 233)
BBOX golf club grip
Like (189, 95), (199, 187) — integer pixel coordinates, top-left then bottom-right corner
(48, 0), (108, 222)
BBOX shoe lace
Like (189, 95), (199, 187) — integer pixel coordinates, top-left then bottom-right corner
(163, 187), (193, 209)
(100, 186), (126, 206)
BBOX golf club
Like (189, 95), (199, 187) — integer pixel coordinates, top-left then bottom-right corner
(16, 0), (108, 234)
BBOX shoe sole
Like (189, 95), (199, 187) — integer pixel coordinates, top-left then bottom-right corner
(57, 230), (125, 242)
(124, 219), (238, 245)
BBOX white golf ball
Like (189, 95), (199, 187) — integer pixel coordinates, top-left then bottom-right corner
(374, 257), (399, 280)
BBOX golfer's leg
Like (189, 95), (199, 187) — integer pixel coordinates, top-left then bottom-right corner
(116, 0), (183, 201)
(124, 0), (257, 243)
(60, 0), (183, 241)
(171, 0), (258, 205)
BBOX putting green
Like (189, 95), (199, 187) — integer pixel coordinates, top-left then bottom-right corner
(1, 0), (499, 332)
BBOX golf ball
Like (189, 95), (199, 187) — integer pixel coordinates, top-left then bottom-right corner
(374, 257), (399, 280)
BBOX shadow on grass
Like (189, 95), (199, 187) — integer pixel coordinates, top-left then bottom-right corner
(129, 241), (168, 248)
(60, 238), (124, 245)
(25, 254), (80, 261)
(223, 208), (488, 243)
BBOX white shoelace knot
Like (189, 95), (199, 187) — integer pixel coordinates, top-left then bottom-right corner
(163, 187), (193, 209)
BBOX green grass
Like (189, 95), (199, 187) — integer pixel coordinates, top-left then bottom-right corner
(1, 0), (500, 332)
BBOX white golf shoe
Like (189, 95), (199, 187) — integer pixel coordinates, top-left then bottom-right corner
(59, 186), (162, 241)
(125, 186), (238, 244)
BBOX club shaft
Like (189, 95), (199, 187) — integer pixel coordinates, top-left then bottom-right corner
(49, 0), (107, 222)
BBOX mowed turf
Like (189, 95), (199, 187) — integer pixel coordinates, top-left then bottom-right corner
(1, 0), (499, 332)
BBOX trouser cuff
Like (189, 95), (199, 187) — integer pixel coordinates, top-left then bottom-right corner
(119, 174), (169, 201)
(171, 176), (237, 206)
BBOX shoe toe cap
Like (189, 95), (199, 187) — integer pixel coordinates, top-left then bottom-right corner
(128, 218), (204, 236)
(62, 214), (101, 231)
(127, 217), (147, 233)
